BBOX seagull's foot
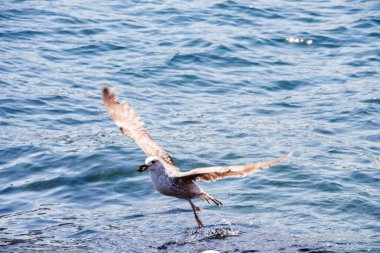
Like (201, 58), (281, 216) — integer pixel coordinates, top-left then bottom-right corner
(195, 206), (202, 212)
(196, 218), (204, 228)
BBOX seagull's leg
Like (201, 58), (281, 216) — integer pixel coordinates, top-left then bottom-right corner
(187, 199), (204, 228)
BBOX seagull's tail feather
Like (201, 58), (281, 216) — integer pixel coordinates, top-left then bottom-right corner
(200, 193), (223, 206)
(210, 197), (223, 206)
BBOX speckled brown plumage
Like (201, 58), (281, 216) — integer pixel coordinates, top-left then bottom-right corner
(102, 86), (292, 228)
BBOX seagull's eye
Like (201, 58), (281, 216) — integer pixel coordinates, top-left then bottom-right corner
(152, 160), (156, 164)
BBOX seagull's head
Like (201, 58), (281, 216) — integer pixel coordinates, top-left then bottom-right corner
(137, 156), (163, 172)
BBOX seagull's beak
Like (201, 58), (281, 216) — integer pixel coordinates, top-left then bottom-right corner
(137, 164), (148, 173)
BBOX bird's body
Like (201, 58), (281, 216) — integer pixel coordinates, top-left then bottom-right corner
(149, 165), (202, 199)
(102, 87), (292, 227)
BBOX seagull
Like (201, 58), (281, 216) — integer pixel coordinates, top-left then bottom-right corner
(102, 87), (292, 228)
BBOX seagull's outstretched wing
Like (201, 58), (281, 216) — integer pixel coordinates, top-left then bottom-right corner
(174, 152), (292, 182)
(102, 87), (176, 168)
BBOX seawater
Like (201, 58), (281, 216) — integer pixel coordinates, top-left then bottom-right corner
(0, 0), (379, 252)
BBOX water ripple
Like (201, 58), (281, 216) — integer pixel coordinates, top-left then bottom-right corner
(0, 0), (379, 252)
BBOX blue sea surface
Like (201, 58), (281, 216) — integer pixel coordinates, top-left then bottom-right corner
(1, 0), (379, 252)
